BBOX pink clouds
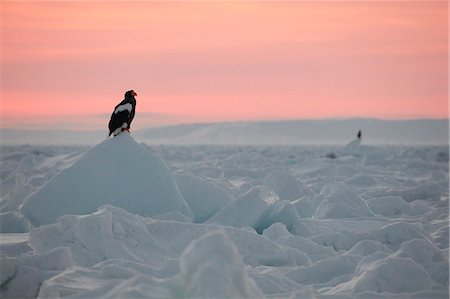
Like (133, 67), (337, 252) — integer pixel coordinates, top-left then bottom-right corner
(1, 1), (447, 129)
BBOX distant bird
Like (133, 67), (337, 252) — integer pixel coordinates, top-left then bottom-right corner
(357, 130), (362, 139)
(108, 90), (137, 137)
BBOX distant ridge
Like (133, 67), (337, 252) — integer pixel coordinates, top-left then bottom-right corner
(134, 118), (449, 145)
(1, 118), (448, 145)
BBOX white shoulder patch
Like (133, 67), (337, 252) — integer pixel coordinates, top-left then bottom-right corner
(114, 103), (132, 114)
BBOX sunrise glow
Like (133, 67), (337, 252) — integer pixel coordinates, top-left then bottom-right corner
(1, 1), (448, 130)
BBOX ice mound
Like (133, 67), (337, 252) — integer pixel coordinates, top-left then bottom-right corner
(21, 133), (193, 225)
(345, 173), (378, 188)
(287, 255), (361, 285)
(323, 137), (362, 159)
(146, 215), (294, 267)
(250, 268), (303, 295)
(277, 233), (336, 262)
(310, 221), (434, 253)
(292, 196), (314, 218)
(174, 174), (233, 223)
(0, 173), (34, 213)
(0, 211), (31, 233)
(0, 247), (74, 298)
(394, 239), (447, 264)
(39, 263), (164, 298)
(29, 205), (293, 297)
(262, 222), (291, 241)
(179, 230), (264, 298)
(207, 185), (279, 229)
(352, 257), (433, 294)
(328, 256), (435, 296)
(29, 205), (169, 268)
(310, 230), (355, 251)
(255, 200), (299, 233)
(395, 182), (443, 202)
(39, 230), (266, 299)
(366, 195), (415, 216)
(345, 240), (392, 257)
(263, 170), (314, 201)
(262, 222), (334, 262)
(368, 222), (432, 251)
(393, 239), (449, 286)
(315, 183), (375, 219)
(338, 138), (361, 156)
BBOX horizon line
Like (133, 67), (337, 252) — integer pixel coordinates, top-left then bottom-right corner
(1, 116), (448, 133)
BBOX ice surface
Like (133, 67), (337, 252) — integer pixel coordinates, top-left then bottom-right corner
(0, 211), (31, 233)
(0, 139), (448, 298)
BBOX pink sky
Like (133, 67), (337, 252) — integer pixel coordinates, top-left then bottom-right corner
(1, 1), (448, 130)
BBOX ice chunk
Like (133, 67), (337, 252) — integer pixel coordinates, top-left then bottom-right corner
(0, 173), (34, 214)
(262, 222), (291, 242)
(250, 267), (302, 295)
(366, 196), (415, 217)
(315, 183), (375, 219)
(338, 138), (361, 156)
(368, 222), (432, 250)
(174, 174), (233, 223)
(345, 173), (378, 188)
(179, 230), (265, 298)
(146, 218), (292, 267)
(29, 205), (170, 267)
(0, 249), (72, 299)
(292, 196), (315, 218)
(279, 234), (336, 262)
(345, 240), (392, 257)
(0, 211), (31, 233)
(207, 185), (279, 229)
(255, 200), (298, 234)
(393, 239), (448, 286)
(287, 255), (361, 284)
(263, 170), (314, 201)
(352, 257), (433, 294)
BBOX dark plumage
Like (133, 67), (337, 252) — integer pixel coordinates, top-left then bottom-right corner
(108, 90), (137, 137)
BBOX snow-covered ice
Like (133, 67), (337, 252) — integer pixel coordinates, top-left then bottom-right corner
(0, 134), (448, 298)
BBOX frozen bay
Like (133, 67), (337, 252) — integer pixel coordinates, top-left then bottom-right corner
(1, 135), (448, 298)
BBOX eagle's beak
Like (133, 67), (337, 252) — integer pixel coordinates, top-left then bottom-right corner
(132, 91), (137, 97)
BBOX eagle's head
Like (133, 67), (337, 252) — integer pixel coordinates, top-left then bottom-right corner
(125, 90), (137, 98)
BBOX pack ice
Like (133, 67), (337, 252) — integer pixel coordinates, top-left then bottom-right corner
(0, 134), (448, 299)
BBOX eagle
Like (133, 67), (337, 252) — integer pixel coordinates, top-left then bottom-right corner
(108, 90), (137, 137)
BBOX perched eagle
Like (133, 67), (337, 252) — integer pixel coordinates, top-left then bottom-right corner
(108, 90), (137, 137)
